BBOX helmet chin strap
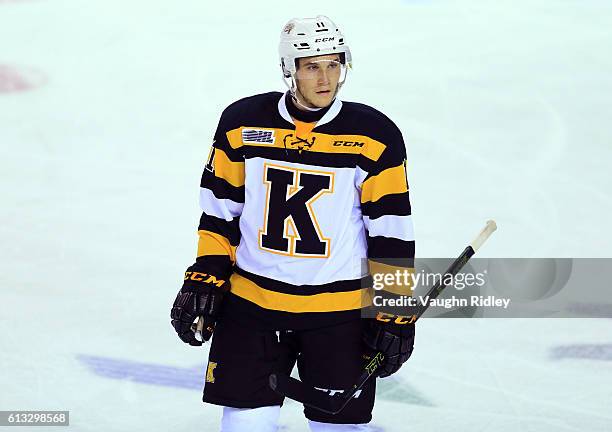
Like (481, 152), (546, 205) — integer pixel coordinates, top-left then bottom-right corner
(292, 90), (324, 112)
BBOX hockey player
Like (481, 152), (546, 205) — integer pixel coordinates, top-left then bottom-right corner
(171, 15), (416, 432)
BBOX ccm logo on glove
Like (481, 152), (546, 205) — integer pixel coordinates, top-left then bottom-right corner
(375, 312), (417, 325)
(184, 271), (226, 287)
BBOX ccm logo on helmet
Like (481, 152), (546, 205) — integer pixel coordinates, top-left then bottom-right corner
(315, 37), (335, 42)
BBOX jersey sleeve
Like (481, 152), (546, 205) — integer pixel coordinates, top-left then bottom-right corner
(359, 123), (415, 296)
(196, 108), (245, 277)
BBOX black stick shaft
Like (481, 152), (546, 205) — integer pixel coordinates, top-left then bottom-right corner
(341, 245), (476, 404)
(272, 221), (497, 414)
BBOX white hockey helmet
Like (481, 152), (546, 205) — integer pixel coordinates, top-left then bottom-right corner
(279, 15), (352, 91)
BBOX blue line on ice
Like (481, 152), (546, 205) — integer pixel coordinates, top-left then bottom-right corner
(550, 344), (612, 361)
(76, 354), (434, 406)
(77, 354), (205, 389)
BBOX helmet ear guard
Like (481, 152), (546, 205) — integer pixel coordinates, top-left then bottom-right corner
(281, 59), (291, 78)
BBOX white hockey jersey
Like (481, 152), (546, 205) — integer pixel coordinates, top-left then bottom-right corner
(195, 91), (415, 328)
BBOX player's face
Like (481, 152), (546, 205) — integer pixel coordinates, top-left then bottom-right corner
(295, 54), (343, 108)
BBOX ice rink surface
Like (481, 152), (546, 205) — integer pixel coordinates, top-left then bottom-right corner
(1, 0), (612, 430)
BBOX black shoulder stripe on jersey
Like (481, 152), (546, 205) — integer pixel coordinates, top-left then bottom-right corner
(367, 236), (415, 260)
(198, 212), (241, 246)
(359, 153), (406, 178)
(214, 137), (243, 162)
(356, 157), (377, 175)
(361, 191), (412, 220)
(316, 103), (402, 148)
(234, 266), (365, 296)
(243, 146), (359, 169)
(200, 170), (245, 203)
(359, 141), (406, 178)
(220, 92), (287, 129)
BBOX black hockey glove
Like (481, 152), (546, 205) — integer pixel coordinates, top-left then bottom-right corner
(363, 318), (415, 378)
(170, 263), (229, 346)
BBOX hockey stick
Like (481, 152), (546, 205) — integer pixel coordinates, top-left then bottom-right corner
(269, 220), (497, 414)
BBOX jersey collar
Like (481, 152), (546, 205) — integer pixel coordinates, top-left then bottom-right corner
(277, 92), (343, 129)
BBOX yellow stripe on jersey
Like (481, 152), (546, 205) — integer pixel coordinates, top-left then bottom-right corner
(229, 273), (372, 313)
(314, 134), (386, 161)
(214, 148), (245, 187)
(225, 127), (387, 162)
(369, 260), (414, 296)
(197, 230), (237, 263)
(361, 164), (408, 203)
(362, 137), (386, 162)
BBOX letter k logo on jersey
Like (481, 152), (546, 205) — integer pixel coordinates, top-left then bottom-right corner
(259, 163), (334, 257)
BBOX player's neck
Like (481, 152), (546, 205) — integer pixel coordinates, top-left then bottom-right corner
(286, 92), (332, 123)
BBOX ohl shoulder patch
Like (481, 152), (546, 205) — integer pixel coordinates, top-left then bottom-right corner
(242, 128), (275, 144)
